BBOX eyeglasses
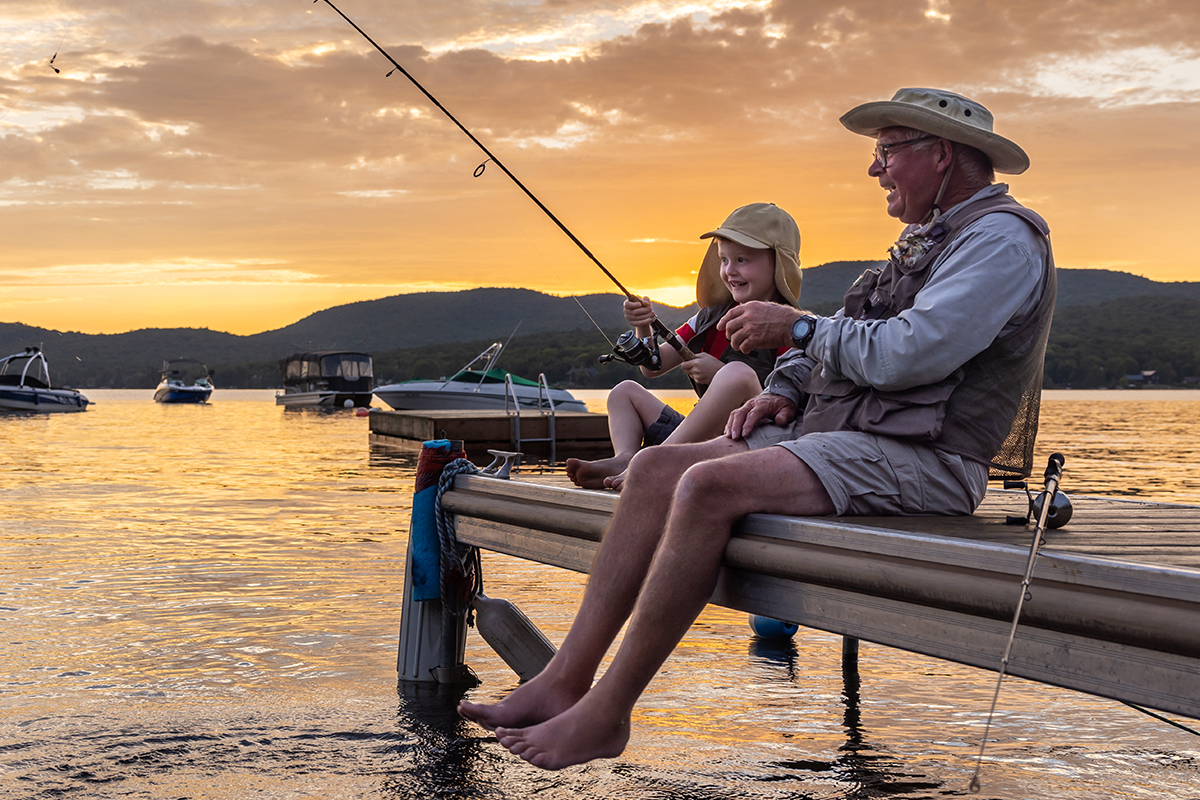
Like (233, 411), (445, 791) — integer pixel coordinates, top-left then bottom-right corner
(872, 134), (935, 168)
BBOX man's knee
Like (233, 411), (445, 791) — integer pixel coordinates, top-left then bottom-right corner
(627, 436), (732, 481)
(674, 458), (740, 511)
(626, 442), (687, 481)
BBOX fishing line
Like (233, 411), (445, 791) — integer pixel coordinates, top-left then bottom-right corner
(347, 35), (621, 352)
(967, 453), (1065, 794)
(1120, 701), (1200, 738)
(315, 0), (635, 298)
(48, 3), (82, 75)
(315, 0), (688, 360)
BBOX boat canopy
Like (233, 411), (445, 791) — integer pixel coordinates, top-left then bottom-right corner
(0, 348), (52, 389)
(280, 351), (373, 382)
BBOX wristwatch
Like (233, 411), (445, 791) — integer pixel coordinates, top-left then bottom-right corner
(790, 315), (818, 352)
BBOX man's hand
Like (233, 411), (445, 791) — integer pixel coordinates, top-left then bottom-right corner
(725, 393), (797, 440)
(680, 352), (723, 385)
(718, 301), (806, 353)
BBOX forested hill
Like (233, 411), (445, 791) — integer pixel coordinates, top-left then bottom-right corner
(2, 264), (1199, 389)
(1044, 295), (1200, 388)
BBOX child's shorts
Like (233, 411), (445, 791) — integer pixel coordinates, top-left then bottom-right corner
(642, 405), (686, 447)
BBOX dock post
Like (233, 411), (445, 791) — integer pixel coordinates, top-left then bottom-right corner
(397, 440), (476, 684)
(841, 636), (861, 695)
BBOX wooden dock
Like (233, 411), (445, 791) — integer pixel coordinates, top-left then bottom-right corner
(369, 409), (613, 459)
(439, 474), (1200, 719)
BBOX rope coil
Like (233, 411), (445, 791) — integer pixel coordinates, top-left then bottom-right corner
(435, 458), (483, 619)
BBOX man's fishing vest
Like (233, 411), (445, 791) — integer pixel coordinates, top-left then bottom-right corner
(688, 301), (781, 398)
(801, 191), (1057, 477)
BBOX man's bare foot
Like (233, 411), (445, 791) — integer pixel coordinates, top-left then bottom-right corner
(458, 671), (585, 731)
(495, 694), (630, 770)
(565, 454), (633, 489)
(602, 469), (628, 492)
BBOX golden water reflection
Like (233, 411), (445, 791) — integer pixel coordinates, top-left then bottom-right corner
(1, 389), (1197, 798)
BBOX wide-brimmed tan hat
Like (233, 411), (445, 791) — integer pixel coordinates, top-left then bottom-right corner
(696, 203), (802, 308)
(840, 87), (1030, 175)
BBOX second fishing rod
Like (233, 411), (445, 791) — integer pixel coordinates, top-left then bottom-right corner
(316, 0), (695, 370)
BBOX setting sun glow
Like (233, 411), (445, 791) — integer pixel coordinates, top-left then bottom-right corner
(2, 0), (1197, 335)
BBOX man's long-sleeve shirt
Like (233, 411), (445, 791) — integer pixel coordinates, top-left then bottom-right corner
(765, 184), (1049, 407)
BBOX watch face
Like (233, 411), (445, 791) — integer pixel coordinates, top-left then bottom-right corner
(792, 317), (814, 341)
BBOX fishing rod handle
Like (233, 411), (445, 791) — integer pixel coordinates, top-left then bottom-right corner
(1029, 455), (1066, 546)
(650, 319), (697, 361)
(1044, 452), (1065, 484)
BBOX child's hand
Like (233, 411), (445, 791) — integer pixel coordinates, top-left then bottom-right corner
(623, 296), (656, 328)
(681, 352), (723, 386)
(718, 301), (805, 353)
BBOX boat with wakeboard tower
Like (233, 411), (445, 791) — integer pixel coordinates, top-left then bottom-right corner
(0, 347), (91, 413)
(275, 350), (374, 408)
(373, 342), (588, 413)
(154, 358), (214, 404)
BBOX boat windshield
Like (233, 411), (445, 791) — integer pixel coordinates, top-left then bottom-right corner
(162, 360), (210, 384)
(450, 368), (540, 387)
(320, 354), (373, 379)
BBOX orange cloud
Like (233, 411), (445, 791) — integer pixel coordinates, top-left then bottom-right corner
(1, 0), (1197, 334)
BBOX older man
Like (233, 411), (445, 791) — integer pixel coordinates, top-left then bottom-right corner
(459, 88), (1056, 770)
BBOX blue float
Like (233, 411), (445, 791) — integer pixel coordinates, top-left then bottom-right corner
(749, 615), (798, 640)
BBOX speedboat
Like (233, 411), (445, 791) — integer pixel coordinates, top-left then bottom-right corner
(0, 347), (91, 413)
(154, 359), (214, 404)
(276, 351), (374, 408)
(373, 343), (588, 413)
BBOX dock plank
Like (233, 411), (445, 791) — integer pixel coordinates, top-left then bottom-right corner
(369, 408), (613, 458)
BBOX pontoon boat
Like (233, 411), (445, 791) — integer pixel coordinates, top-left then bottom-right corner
(276, 351), (374, 408)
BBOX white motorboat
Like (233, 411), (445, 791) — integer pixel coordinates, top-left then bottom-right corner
(275, 351), (374, 408)
(373, 343), (588, 413)
(154, 359), (214, 404)
(0, 347), (91, 413)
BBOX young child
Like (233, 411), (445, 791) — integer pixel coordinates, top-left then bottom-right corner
(566, 202), (802, 490)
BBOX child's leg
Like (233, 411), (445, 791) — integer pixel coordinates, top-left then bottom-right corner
(663, 361), (761, 445)
(604, 362), (761, 491)
(566, 381), (666, 489)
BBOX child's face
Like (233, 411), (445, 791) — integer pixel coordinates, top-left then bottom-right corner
(717, 239), (779, 304)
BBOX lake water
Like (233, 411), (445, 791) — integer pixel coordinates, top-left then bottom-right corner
(2, 389), (1198, 799)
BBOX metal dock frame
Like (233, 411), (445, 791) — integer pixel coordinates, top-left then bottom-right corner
(504, 373), (559, 466)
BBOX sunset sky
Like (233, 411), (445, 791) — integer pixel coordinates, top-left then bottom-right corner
(2, 0), (1198, 335)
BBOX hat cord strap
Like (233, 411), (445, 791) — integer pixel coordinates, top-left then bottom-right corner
(927, 156), (957, 223)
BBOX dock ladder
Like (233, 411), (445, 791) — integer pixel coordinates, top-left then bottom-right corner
(504, 373), (559, 466)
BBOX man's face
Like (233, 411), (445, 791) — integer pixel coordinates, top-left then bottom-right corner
(868, 128), (944, 224)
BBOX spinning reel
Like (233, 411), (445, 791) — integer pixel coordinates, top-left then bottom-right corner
(1004, 474), (1073, 528)
(598, 315), (696, 370)
(598, 329), (664, 370)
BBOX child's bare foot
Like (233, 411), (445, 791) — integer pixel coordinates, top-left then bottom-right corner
(565, 454), (633, 489)
(602, 469), (628, 492)
(495, 692), (630, 770)
(458, 670), (585, 731)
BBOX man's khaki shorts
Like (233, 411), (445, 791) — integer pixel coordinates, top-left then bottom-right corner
(743, 420), (987, 516)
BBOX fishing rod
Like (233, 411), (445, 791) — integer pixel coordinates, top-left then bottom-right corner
(315, 0), (695, 369)
(968, 452), (1065, 794)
